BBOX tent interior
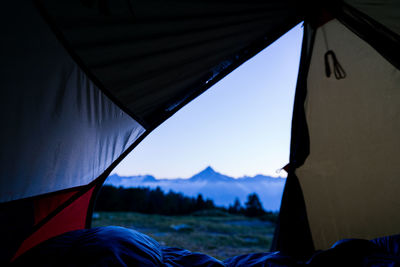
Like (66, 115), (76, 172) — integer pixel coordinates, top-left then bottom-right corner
(1, 0), (400, 265)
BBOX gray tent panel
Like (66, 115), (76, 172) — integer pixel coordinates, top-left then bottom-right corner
(0, 1), (145, 202)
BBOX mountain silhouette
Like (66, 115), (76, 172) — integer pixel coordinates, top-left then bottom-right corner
(105, 167), (286, 211)
(188, 166), (233, 182)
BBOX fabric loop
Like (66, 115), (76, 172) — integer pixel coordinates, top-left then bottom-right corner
(324, 50), (346, 79)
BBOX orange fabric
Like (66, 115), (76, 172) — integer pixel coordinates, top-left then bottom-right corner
(12, 187), (94, 262)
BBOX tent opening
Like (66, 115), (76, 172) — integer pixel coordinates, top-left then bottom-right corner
(91, 23), (303, 260)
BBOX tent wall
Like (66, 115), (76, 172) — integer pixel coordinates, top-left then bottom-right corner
(296, 18), (400, 250)
(0, 1), (145, 263)
(0, 1), (145, 203)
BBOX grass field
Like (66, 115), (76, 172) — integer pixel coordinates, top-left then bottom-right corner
(92, 210), (275, 260)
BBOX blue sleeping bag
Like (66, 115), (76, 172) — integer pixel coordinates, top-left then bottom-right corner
(11, 226), (400, 266)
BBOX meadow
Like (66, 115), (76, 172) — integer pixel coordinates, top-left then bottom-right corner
(92, 210), (276, 260)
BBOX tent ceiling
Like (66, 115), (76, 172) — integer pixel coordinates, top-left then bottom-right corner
(40, 0), (302, 129)
(345, 0), (400, 35)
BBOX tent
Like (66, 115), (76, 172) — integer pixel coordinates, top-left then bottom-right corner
(1, 0), (399, 264)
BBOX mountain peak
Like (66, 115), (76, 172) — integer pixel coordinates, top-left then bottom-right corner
(202, 166), (216, 173)
(189, 166), (232, 182)
(142, 175), (157, 182)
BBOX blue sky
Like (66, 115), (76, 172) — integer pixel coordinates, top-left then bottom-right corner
(113, 23), (303, 179)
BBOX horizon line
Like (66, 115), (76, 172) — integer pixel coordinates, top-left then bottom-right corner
(110, 168), (287, 180)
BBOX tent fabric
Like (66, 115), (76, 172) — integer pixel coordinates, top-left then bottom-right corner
(296, 18), (400, 250)
(0, 1), (145, 203)
(33, 191), (78, 225)
(335, 2), (400, 71)
(12, 187), (95, 261)
(344, 0), (400, 36)
(38, 0), (302, 128)
(271, 22), (316, 258)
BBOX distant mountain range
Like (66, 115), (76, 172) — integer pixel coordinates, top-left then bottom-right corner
(105, 166), (286, 211)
